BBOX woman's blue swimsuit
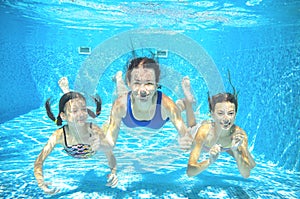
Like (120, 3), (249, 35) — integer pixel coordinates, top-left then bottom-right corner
(122, 91), (169, 129)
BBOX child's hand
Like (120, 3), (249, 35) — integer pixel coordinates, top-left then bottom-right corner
(90, 132), (114, 152)
(178, 133), (193, 151)
(209, 144), (221, 164)
(231, 132), (244, 151)
(106, 173), (118, 188)
(40, 181), (60, 194)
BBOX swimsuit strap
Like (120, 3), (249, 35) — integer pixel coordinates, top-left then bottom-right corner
(64, 124), (92, 147)
(62, 125), (69, 147)
(127, 91), (162, 122)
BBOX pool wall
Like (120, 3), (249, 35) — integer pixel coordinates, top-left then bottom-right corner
(0, 5), (299, 172)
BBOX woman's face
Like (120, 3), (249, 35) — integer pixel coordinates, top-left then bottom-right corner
(128, 67), (157, 103)
(62, 98), (88, 126)
(212, 101), (236, 130)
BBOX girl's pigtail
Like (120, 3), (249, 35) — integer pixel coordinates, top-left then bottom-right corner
(87, 94), (102, 119)
(56, 115), (63, 126)
(45, 98), (63, 126)
(94, 94), (102, 117)
(45, 98), (56, 122)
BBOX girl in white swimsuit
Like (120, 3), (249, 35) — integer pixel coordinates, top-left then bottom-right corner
(179, 76), (256, 178)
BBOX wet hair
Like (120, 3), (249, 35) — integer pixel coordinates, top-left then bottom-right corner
(125, 57), (161, 84)
(45, 91), (102, 126)
(208, 92), (238, 113)
(208, 70), (239, 113)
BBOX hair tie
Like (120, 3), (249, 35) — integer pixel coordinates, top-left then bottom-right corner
(54, 119), (57, 124)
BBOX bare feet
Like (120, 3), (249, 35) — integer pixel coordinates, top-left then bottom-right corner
(176, 76), (195, 112)
(113, 71), (128, 97)
(176, 99), (185, 112)
(58, 77), (70, 94)
(112, 71), (123, 82)
(182, 76), (194, 104)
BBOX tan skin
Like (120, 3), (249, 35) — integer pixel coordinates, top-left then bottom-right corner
(34, 98), (117, 194)
(187, 101), (256, 178)
(105, 62), (192, 150)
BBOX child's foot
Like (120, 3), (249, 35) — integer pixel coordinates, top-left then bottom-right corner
(58, 77), (70, 94)
(176, 99), (185, 112)
(112, 71), (123, 82)
(182, 76), (195, 104)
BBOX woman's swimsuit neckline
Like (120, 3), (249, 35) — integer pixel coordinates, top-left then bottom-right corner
(122, 90), (169, 129)
(62, 124), (95, 159)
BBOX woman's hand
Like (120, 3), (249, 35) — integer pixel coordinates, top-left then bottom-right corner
(209, 144), (221, 164)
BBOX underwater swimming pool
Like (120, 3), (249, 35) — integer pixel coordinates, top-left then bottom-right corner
(1, 0), (299, 198)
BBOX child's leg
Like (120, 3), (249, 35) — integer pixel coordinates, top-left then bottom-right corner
(181, 76), (197, 127)
(58, 77), (70, 94)
(114, 71), (128, 97)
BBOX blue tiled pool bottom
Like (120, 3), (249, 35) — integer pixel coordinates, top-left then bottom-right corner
(0, 106), (299, 199)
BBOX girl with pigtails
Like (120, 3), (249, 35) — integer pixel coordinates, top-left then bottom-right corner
(34, 77), (118, 195)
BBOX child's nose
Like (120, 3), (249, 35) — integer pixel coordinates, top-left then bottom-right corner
(140, 90), (147, 97)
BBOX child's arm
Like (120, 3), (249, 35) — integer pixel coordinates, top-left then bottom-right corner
(89, 123), (118, 188)
(104, 150), (118, 188)
(89, 123), (114, 151)
(187, 124), (217, 177)
(105, 96), (126, 147)
(162, 94), (193, 150)
(231, 128), (256, 178)
(34, 129), (62, 194)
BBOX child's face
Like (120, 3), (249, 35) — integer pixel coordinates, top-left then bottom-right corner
(63, 98), (88, 125)
(128, 67), (157, 103)
(212, 101), (236, 130)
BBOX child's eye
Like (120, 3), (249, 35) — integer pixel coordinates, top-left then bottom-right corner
(146, 83), (154, 86)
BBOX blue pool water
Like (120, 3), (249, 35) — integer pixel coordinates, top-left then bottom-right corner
(0, 0), (299, 198)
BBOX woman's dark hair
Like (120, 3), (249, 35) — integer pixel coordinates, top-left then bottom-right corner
(45, 91), (102, 126)
(125, 57), (161, 84)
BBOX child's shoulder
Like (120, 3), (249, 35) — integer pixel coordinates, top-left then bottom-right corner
(52, 126), (65, 140)
(200, 120), (214, 129)
(194, 121), (212, 139)
(233, 125), (247, 135)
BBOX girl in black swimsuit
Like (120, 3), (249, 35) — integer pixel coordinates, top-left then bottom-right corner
(34, 89), (118, 195)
